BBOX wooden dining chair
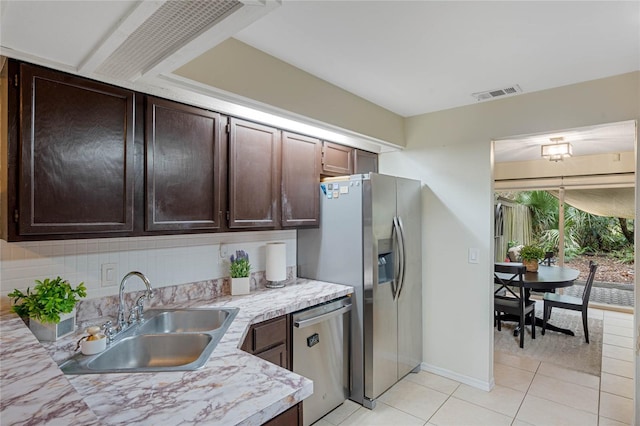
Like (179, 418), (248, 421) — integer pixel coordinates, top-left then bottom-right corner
(494, 263), (536, 348)
(542, 261), (598, 343)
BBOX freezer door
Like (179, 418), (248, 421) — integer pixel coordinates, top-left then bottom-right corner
(396, 177), (423, 378)
(364, 173), (399, 400)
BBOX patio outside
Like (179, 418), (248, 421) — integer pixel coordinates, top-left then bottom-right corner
(495, 190), (635, 309)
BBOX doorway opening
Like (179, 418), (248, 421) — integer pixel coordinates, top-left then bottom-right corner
(493, 120), (636, 311)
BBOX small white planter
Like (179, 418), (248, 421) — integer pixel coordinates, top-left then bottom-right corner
(29, 309), (76, 342)
(231, 277), (250, 296)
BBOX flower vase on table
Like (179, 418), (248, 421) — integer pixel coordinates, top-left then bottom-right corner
(522, 259), (539, 273)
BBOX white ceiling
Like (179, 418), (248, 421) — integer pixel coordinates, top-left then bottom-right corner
(234, 1), (640, 117)
(0, 0), (638, 153)
(493, 120), (637, 163)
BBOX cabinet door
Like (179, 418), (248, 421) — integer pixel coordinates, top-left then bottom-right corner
(281, 132), (320, 228)
(256, 343), (288, 369)
(354, 149), (378, 174)
(262, 403), (302, 426)
(241, 315), (290, 370)
(18, 63), (134, 235)
(145, 96), (222, 231)
(322, 141), (353, 176)
(228, 118), (280, 229)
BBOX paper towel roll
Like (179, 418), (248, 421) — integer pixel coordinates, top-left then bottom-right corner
(266, 242), (287, 282)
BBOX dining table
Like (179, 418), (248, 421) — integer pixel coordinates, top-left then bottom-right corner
(495, 262), (581, 335)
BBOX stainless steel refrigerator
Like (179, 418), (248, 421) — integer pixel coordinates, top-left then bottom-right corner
(297, 173), (422, 409)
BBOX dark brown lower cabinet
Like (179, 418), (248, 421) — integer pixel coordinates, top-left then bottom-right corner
(262, 403), (303, 426)
(241, 315), (290, 369)
(242, 315), (301, 425)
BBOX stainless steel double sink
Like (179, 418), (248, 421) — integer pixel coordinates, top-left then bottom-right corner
(59, 307), (239, 374)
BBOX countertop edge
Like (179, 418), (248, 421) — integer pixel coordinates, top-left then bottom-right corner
(1, 279), (352, 425)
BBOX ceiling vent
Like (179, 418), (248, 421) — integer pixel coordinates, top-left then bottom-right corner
(472, 84), (522, 102)
(95, 0), (243, 81)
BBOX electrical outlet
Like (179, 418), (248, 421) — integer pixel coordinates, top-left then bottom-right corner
(219, 244), (229, 264)
(101, 263), (117, 287)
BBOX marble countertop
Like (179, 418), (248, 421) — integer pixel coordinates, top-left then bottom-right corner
(0, 279), (352, 425)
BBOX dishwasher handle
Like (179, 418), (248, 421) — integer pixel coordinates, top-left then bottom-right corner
(293, 304), (352, 329)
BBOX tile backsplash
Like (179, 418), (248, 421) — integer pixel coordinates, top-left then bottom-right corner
(0, 230), (297, 301)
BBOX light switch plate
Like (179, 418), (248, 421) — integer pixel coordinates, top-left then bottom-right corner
(468, 248), (479, 264)
(101, 263), (117, 287)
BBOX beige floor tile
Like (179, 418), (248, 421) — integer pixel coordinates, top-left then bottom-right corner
(603, 317), (634, 329)
(602, 333), (634, 348)
(536, 362), (600, 389)
(599, 392), (634, 424)
(599, 415), (632, 426)
(427, 397), (512, 426)
(600, 373), (634, 399)
(402, 370), (460, 395)
(602, 344), (634, 362)
(493, 362), (535, 392)
(604, 324), (634, 337)
(516, 394), (598, 426)
(494, 350), (540, 373)
(527, 374), (599, 414)
(312, 419), (334, 426)
(339, 402), (426, 426)
(377, 378), (448, 421)
(321, 400), (360, 425)
(512, 420), (536, 426)
(601, 357), (634, 378)
(452, 384), (525, 417)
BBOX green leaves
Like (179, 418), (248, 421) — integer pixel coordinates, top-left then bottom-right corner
(229, 250), (251, 278)
(8, 277), (86, 324)
(519, 245), (546, 261)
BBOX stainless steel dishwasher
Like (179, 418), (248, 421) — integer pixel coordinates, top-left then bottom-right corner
(292, 296), (352, 426)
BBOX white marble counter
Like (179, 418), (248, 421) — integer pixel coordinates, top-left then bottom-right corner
(0, 279), (352, 425)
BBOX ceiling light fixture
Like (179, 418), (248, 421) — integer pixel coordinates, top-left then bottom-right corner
(541, 137), (572, 161)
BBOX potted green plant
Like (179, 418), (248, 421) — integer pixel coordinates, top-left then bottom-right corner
(8, 277), (86, 341)
(519, 245), (546, 272)
(229, 250), (251, 295)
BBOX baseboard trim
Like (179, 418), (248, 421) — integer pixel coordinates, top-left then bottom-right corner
(420, 362), (494, 392)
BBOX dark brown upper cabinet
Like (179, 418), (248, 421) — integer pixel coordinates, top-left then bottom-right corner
(281, 132), (321, 228)
(321, 141), (353, 176)
(145, 97), (223, 231)
(354, 149), (379, 174)
(13, 62), (135, 237)
(227, 118), (281, 229)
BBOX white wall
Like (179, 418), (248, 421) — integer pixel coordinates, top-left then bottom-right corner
(1, 230), (296, 300)
(174, 38), (406, 148)
(380, 71), (639, 390)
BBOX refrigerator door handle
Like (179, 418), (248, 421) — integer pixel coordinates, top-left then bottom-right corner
(396, 216), (408, 298)
(392, 216), (405, 300)
(391, 217), (399, 298)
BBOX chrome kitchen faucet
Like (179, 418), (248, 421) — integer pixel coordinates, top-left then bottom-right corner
(103, 271), (155, 343)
